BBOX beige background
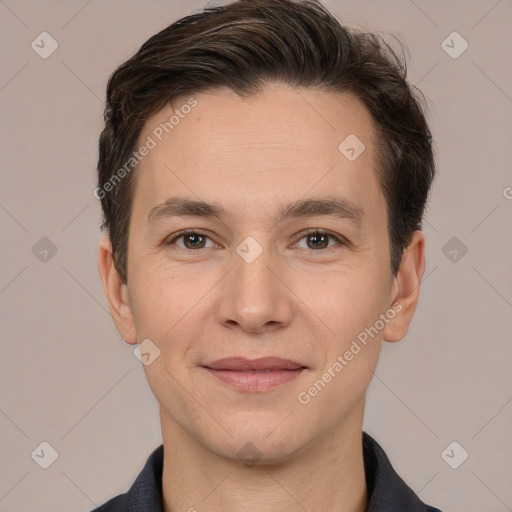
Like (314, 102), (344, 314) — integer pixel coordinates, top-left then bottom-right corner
(1, 0), (511, 511)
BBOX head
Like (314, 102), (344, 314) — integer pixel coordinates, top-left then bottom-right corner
(97, 0), (434, 463)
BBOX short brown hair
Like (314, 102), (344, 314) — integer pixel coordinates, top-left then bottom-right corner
(97, 0), (435, 283)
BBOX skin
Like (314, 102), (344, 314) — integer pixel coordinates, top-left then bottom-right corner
(98, 83), (425, 512)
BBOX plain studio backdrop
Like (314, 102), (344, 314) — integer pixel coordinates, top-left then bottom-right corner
(0, 1), (511, 511)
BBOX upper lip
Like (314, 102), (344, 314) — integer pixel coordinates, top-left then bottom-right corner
(203, 357), (306, 371)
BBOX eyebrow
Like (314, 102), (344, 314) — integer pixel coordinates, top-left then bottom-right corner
(147, 196), (363, 226)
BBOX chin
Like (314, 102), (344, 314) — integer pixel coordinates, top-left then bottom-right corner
(196, 417), (310, 466)
(215, 435), (304, 467)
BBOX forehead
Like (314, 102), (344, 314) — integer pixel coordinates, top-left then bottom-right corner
(133, 84), (384, 220)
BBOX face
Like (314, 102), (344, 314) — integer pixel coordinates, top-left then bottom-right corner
(100, 84), (422, 464)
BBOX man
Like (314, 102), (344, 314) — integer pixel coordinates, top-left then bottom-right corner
(93, 0), (441, 510)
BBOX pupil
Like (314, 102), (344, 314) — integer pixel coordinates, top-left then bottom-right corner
(309, 233), (328, 249)
(185, 234), (204, 249)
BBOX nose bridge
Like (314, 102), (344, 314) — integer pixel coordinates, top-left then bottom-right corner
(235, 237), (275, 294)
(217, 235), (293, 332)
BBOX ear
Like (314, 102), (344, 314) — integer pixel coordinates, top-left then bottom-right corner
(383, 230), (426, 343)
(98, 236), (137, 345)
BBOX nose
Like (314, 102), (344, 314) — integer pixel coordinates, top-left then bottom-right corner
(215, 241), (294, 335)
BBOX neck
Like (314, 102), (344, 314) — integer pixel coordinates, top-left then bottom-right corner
(160, 405), (368, 512)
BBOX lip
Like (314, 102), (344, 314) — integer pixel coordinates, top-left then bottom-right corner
(202, 357), (307, 392)
(204, 357), (305, 371)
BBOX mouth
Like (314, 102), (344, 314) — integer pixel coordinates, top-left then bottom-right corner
(202, 357), (308, 392)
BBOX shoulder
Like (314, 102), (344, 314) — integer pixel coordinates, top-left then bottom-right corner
(89, 444), (164, 512)
(90, 493), (128, 512)
(363, 432), (444, 512)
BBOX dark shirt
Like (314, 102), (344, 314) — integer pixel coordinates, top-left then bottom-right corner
(91, 431), (443, 511)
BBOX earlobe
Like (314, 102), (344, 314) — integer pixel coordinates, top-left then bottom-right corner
(383, 230), (426, 343)
(97, 236), (137, 345)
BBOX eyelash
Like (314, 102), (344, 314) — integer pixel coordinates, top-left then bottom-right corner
(165, 228), (346, 251)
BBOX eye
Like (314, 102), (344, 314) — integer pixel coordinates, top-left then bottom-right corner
(293, 229), (345, 250)
(165, 230), (217, 250)
(165, 228), (346, 251)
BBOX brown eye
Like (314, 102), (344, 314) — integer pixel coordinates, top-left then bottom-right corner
(295, 229), (343, 250)
(166, 230), (215, 250)
(181, 233), (207, 249)
(305, 232), (330, 249)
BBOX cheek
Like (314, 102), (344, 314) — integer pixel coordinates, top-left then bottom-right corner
(294, 263), (391, 342)
(294, 270), (388, 415)
(129, 263), (217, 355)
(128, 262), (175, 334)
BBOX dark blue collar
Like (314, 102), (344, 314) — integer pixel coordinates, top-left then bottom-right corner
(92, 431), (443, 511)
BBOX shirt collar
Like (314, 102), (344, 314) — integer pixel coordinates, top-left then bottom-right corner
(98, 431), (441, 511)
(362, 432), (441, 511)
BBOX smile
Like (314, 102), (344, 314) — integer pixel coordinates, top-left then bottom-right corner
(202, 357), (308, 392)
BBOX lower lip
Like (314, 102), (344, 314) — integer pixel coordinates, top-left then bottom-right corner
(205, 368), (305, 392)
